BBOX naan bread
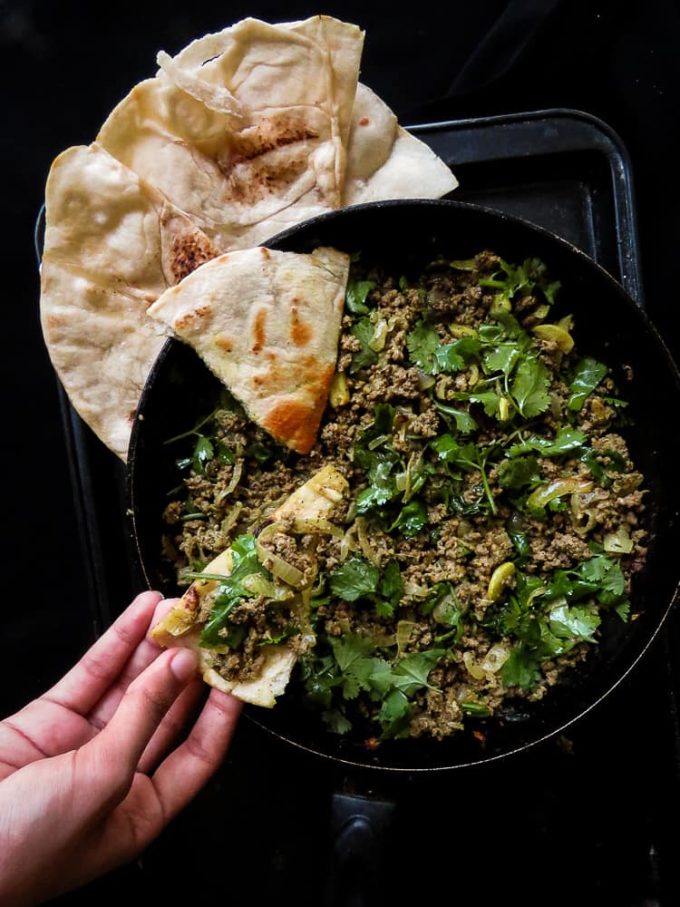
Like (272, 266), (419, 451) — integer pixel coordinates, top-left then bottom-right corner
(40, 143), (219, 459)
(147, 246), (349, 454)
(97, 16), (364, 251)
(151, 465), (349, 707)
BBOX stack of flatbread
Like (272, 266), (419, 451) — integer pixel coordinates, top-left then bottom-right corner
(40, 15), (458, 460)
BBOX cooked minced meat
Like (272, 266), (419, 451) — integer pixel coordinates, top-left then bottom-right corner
(163, 251), (647, 743)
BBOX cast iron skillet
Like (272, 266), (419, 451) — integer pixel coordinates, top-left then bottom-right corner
(128, 199), (680, 773)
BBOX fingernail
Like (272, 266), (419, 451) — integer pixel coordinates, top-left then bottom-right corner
(170, 647), (199, 682)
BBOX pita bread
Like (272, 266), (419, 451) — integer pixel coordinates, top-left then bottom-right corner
(97, 16), (364, 251)
(40, 143), (219, 459)
(151, 465), (349, 707)
(147, 246), (350, 455)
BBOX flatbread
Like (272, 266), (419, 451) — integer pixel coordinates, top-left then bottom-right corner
(40, 143), (219, 459)
(151, 465), (349, 707)
(97, 16), (364, 251)
(147, 246), (350, 455)
(343, 83), (458, 204)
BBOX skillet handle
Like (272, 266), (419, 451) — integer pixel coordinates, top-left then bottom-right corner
(324, 792), (396, 907)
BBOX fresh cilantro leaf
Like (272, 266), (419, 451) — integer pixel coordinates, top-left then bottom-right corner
(351, 318), (379, 372)
(498, 455), (541, 490)
(215, 440), (235, 464)
(329, 557), (380, 601)
(200, 534), (268, 645)
(507, 427), (587, 458)
(501, 645), (541, 689)
(346, 279), (376, 315)
(568, 357), (608, 411)
(434, 343), (465, 373)
(407, 321), (440, 374)
(378, 689), (412, 737)
(511, 355), (550, 418)
(390, 500), (428, 537)
(192, 435), (214, 473)
(380, 561), (404, 606)
(390, 649), (444, 696)
(432, 400), (478, 434)
(329, 635), (376, 699)
(482, 342), (523, 377)
(507, 515), (531, 561)
(615, 600), (631, 621)
(322, 709), (352, 735)
(355, 456), (400, 514)
(548, 603), (600, 642)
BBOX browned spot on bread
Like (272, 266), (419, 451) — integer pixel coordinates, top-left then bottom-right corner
(171, 232), (218, 283)
(262, 364), (335, 454)
(215, 333), (234, 352)
(217, 112), (320, 205)
(359, 116), (370, 126)
(184, 586), (200, 613)
(252, 308), (267, 353)
(260, 248), (271, 260)
(290, 307), (312, 347)
(175, 304), (212, 331)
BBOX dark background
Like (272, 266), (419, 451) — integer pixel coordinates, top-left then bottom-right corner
(3, 1), (680, 904)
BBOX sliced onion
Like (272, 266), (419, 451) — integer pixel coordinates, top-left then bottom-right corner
(533, 323), (574, 352)
(217, 459), (243, 502)
(417, 371), (436, 391)
(404, 580), (429, 598)
(356, 517), (381, 566)
(396, 620), (416, 656)
(329, 372), (350, 407)
(292, 518), (344, 538)
(255, 543), (307, 588)
(604, 526), (634, 554)
(339, 523), (358, 562)
(481, 643), (510, 674)
(241, 573), (293, 601)
(220, 502), (243, 535)
(527, 477), (594, 510)
(463, 651), (486, 681)
(369, 318), (389, 352)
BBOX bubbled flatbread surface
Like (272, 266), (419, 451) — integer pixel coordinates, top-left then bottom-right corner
(40, 143), (218, 459)
(147, 246), (350, 454)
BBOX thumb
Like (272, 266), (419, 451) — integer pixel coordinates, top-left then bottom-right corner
(77, 647), (198, 805)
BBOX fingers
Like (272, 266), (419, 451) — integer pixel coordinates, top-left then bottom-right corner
(77, 647), (199, 805)
(44, 591), (163, 716)
(87, 598), (180, 730)
(136, 678), (204, 774)
(151, 689), (242, 821)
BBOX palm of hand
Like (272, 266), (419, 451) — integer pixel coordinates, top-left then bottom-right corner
(0, 592), (241, 906)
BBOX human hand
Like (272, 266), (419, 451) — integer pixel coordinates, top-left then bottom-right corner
(0, 591), (241, 907)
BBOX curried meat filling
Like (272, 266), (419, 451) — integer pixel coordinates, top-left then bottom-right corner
(162, 251), (647, 742)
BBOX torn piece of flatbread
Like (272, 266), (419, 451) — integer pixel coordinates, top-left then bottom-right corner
(147, 246), (350, 455)
(151, 465), (349, 707)
(40, 143), (219, 459)
(97, 16), (364, 252)
(343, 84), (458, 205)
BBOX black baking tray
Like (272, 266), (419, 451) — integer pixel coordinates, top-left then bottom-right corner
(44, 107), (646, 640)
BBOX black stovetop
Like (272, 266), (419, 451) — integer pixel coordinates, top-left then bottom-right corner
(4, 2), (680, 905)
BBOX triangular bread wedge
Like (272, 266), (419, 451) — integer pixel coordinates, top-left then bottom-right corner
(147, 246), (350, 454)
(151, 465), (349, 707)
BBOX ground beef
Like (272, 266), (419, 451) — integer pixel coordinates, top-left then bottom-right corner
(164, 250), (648, 743)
